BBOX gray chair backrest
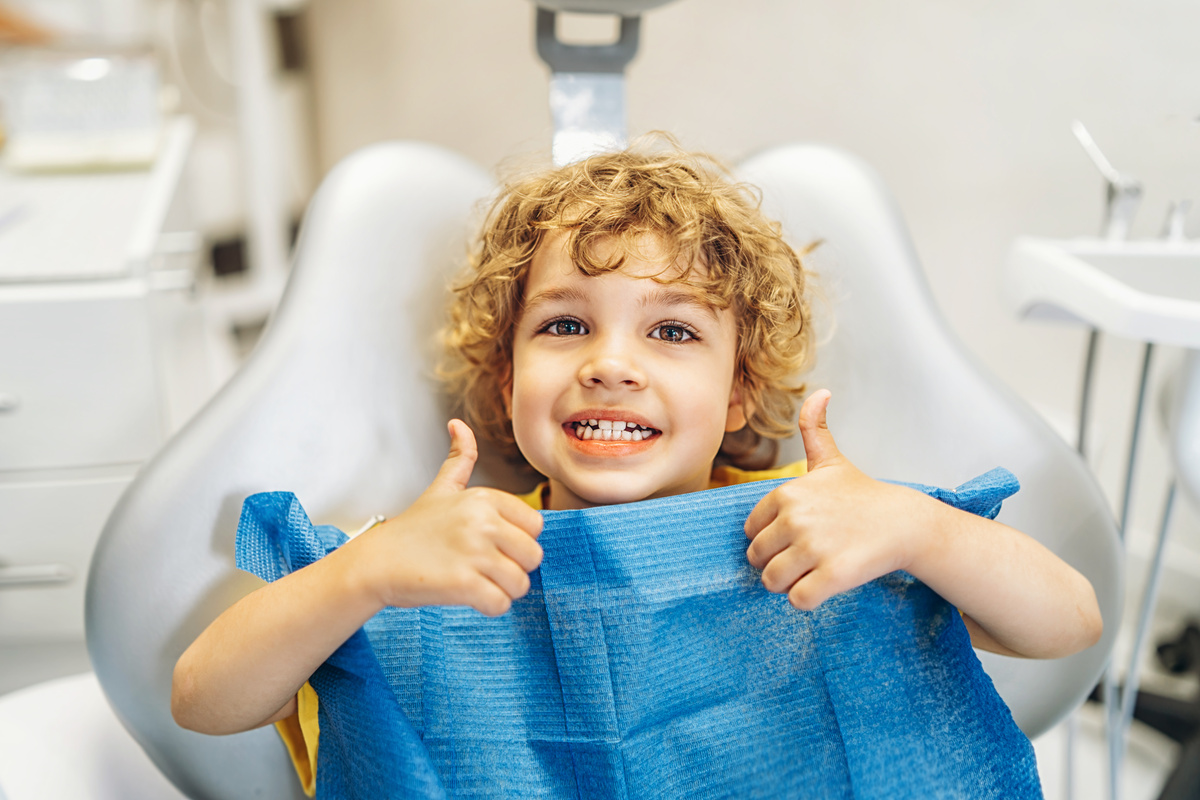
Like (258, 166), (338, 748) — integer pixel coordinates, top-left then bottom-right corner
(86, 141), (1121, 799)
(740, 145), (1121, 739)
(87, 142), (496, 799)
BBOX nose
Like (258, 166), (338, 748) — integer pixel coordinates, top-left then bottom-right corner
(578, 335), (646, 390)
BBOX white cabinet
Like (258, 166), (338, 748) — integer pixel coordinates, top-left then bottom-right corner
(0, 477), (133, 638)
(0, 117), (212, 643)
(0, 287), (161, 472)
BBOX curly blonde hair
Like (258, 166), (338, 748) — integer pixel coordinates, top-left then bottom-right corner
(441, 140), (816, 470)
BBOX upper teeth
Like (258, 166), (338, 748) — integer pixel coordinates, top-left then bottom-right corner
(573, 419), (657, 441)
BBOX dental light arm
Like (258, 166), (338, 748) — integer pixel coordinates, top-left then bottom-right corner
(531, 0), (677, 165)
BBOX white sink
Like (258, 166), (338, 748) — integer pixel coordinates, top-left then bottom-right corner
(1006, 237), (1200, 348)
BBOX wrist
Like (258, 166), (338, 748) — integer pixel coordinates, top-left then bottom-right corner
(902, 488), (953, 576)
(328, 533), (390, 615)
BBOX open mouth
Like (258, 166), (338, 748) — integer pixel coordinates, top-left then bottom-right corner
(568, 419), (661, 442)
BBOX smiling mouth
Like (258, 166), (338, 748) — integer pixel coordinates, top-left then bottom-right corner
(568, 419), (661, 442)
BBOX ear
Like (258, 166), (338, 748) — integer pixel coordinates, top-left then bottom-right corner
(501, 372), (514, 419)
(724, 383), (754, 432)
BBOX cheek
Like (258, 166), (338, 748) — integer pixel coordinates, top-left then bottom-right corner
(507, 356), (554, 429)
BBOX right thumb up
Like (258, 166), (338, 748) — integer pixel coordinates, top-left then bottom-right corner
(429, 419), (478, 494)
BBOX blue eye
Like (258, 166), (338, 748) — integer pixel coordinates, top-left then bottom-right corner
(543, 317), (586, 336)
(651, 322), (697, 343)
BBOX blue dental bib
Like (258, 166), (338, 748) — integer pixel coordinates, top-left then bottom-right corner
(235, 468), (1041, 799)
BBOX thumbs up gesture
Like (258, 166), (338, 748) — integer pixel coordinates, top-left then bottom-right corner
(352, 419), (544, 616)
(744, 390), (931, 611)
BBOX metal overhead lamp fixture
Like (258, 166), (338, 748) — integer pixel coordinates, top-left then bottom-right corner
(531, 0), (681, 165)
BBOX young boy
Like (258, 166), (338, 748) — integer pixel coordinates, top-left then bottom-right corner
(171, 144), (1102, 788)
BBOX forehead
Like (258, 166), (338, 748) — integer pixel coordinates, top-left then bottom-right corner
(521, 234), (727, 327)
(527, 230), (702, 287)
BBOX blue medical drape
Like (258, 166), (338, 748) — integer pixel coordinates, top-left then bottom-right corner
(236, 469), (1041, 799)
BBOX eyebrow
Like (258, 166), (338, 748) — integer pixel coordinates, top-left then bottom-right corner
(639, 285), (721, 319)
(522, 286), (589, 315)
(523, 284), (719, 320)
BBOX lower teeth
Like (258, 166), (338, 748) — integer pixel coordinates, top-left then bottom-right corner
(574, 424), (654, 441)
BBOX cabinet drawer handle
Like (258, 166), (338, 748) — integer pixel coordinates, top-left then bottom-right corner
(0, 564), (74, 587)
(0, 393), (19, 413)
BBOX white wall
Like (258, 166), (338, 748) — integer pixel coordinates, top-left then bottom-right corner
(7, 0), (153, 44)
(304, 0), (1200, 609)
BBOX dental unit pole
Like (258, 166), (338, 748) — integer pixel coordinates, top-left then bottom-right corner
(1065, 119), (1132, 800)
(1117, 481), (1176, 744)
(1110, 339), (1156, 796)
(1065, 120), (1145, 800)
(1068, 121), (1188, 800)
(535, 5), (642, 166)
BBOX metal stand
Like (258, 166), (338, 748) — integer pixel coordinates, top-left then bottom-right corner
(1074, 332), (1169, 800)
(535, 8), (641, 165)
(1064, 326), (1100, 800)
(1077, 339), (1186, 800)
(1100, 342), (1154, 800)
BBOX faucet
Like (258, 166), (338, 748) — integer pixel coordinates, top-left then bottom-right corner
(1071, 120), (1142, 241)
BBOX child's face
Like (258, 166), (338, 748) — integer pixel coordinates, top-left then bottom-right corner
(505, 231), (750, 510)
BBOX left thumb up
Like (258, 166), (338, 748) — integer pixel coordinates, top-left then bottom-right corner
(798, 389), (842, 472)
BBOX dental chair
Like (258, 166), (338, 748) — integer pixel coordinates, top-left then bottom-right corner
(82, 148), (1123, 798)
(3, 2), (1122, 798)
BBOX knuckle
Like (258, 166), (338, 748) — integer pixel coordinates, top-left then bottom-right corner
(517, 558), (540, 576)
(788, 584), (820, 611)
(782, 508), (806, 531)
(761, 563), (788, 594)
(461, 486), (487, 501)
(456, 534), (487, 558)
(466, 504), (494, 527)
(480, 593), (512, 617)
(450, 565), (479, 592)
(790, 537), (814, 560)
(476, 487), (508, 507)
(821, 561), (847, 591)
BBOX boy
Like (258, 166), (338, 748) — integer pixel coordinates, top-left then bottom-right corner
(172, 144), (1102, 788)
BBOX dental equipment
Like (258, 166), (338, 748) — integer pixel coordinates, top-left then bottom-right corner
(534, 1), (673, 166)
(1007, 121), (1200, 800)
(1071, 120), (1143, 243)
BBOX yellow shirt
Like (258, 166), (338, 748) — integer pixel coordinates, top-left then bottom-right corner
(278, 461), (807, 796)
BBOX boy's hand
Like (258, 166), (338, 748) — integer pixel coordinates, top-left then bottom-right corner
(353, 419), (544, 616)
(744, 390), (935, 611)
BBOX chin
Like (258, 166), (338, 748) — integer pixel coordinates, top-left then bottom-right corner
(578, 486), (650, 507)
(559, 476), (659, 508)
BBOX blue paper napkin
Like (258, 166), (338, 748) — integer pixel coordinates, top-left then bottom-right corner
(236, 468), (1041, 799)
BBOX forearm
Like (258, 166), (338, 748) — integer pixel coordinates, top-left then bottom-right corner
(171, 423), (543, 735)
(172, 538), (383, 735)
(907, 495), (1102, 659)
